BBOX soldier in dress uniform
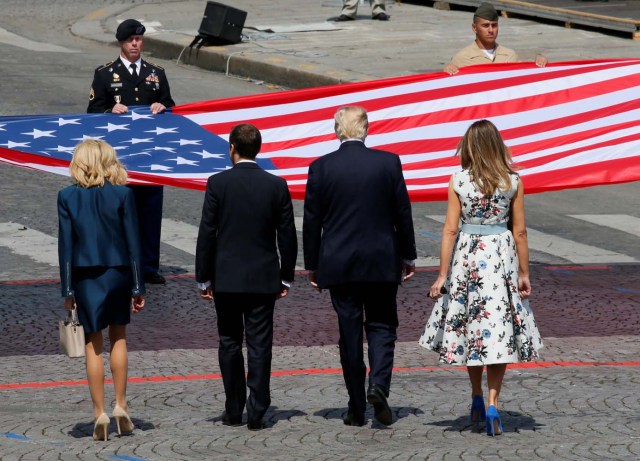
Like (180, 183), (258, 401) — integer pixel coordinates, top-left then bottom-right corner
(87, 19), (175, 284)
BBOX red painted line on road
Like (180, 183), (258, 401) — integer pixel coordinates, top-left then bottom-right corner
(272, 367), (344, 377)
(1, 361), (639, 390)
(546, 265), (612, 271)
(0, 263), (623, 285)
(0, 278), (60, 285)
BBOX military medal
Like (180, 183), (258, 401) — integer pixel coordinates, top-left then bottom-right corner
(115, 95), (121, 104)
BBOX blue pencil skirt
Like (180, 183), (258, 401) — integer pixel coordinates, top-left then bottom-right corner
(72, 266), (132, 334)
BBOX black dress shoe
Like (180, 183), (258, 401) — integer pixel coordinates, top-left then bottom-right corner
(367, 384), (392, 425)
(372, 12), (389, 21)
(343, 411), (365, 427)
(144, 272), (166, 284)
(221, 412), (243, 427)
(247, 419), (265, 431)
(333, 14), (355, 22)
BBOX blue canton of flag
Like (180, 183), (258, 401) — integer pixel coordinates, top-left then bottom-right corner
(0, 107), (272, 187)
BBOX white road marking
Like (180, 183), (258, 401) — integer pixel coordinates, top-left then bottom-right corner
(569, 214), (640, 238)
(415, 257), (439, 267)
(162, 218), (307, 270)
(295, 218), (438, 266)
(0, 27), (78, 53)
(4, 212), (632, 278)
(161, 218), (198, 255)
(0, 222), (59, 266)
(426, 215), (637, 264)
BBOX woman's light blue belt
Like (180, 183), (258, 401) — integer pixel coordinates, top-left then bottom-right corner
(460, 222), (508, 235)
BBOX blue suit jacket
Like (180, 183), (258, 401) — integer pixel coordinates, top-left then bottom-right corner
(57, 181), (145, 297)
(303, 140), (417, 288)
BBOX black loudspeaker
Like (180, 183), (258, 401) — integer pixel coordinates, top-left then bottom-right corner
(197, 1), (247, 45)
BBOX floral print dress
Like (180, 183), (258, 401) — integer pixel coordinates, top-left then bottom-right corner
(419, 170), (542, 365)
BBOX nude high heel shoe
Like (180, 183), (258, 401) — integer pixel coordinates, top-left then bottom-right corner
(112, 405), (134, 435)
(93, 413), (110, 441)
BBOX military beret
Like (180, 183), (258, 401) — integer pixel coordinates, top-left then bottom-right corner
(115, 19), (146, 41)
(474, 2), (499, 21)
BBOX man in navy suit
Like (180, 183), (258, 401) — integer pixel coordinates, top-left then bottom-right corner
(87, 19), (175, 285)
(195, 124), (297, 431)
(303, 106), (416, 427)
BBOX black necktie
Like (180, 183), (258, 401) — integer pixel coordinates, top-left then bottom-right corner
(130, 63), (138, 78)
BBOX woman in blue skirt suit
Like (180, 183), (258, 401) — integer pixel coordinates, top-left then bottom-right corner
(58, 140), (145, 441)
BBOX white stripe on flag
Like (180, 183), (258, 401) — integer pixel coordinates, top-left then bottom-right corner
(185, 62), (638, 127)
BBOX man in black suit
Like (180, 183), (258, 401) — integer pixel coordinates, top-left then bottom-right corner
(195, 124), (297, 431)
(87, 19), (176, 285)
(303, 106), (416, 427)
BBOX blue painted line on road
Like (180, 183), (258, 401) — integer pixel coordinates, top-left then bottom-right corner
(2, 432), (31, 440)
(550, 270), (575, 275)
(614, 287), (640, 294)
(420, 230), (440, 238)
(108, 455), (149, 461)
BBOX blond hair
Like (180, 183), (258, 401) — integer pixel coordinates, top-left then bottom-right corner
(69, 140), (127, 187)
(457, 120), (514, 196)
(334, 106), (368, 141)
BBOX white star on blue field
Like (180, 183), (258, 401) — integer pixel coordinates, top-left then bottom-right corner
(0, 106), (277, 176)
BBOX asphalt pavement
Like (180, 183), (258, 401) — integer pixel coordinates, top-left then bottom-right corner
(1, 1), (639, 460)
(71, 0), (640, 88)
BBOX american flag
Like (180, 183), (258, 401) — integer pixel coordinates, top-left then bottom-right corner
(1, 59), (639, 201)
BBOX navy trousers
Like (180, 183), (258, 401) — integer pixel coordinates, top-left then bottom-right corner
(214, 292), (276, 422)
(128, 185), (163, 275)
(329, 282), (398, 418)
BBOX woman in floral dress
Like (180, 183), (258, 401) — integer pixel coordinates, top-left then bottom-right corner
(419, 120), (542, 436)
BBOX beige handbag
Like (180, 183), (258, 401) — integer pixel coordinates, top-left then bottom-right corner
(59, 308), (85, 358)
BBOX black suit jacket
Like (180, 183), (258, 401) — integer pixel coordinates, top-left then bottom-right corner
(303, 140), (416, 289)
(195, 162), (298, 294)
(87, 57), (175, 113)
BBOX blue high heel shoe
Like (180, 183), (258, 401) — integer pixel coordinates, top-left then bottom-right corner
(470, 395), (486, 424)
(486, 405), (503, 436)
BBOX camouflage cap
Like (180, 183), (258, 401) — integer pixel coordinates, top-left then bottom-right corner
(474, 2), (499, 21)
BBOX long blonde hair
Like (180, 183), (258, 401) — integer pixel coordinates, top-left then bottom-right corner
(69, 140), (127, 187)
(457, 120), (514, 196)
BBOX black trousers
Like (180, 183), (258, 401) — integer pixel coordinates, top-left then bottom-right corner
(329, 282), (398, 418)
(214, 292), (276, 422)
(128, 185), (163, 275)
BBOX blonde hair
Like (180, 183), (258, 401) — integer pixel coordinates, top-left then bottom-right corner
(334, 106), (368, 141)
(457, 119), (514, 196)
(69, 140), (128, 187)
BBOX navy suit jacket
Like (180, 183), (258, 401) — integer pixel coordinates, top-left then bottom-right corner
(57, 181), (145, 297)
(195, 162), (298, 294)
(303, 140), (417, 289)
